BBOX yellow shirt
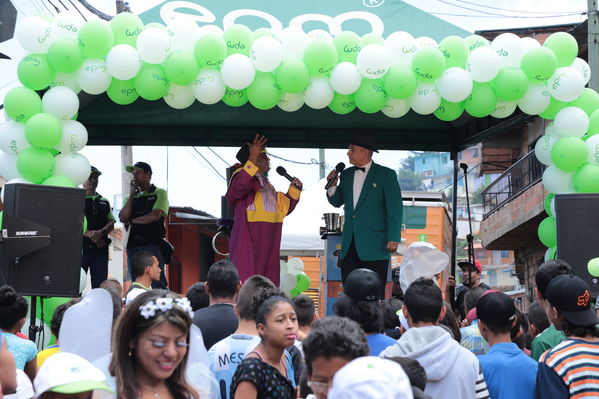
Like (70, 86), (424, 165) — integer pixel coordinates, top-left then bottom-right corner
(36, 345), (60, 367)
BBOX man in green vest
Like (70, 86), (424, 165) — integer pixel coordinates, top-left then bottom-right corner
(326, 132), (403, 298)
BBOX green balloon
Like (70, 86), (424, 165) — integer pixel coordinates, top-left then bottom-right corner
(303, 40), (337, 76)
(25, 113), (62, 149)
(587, 257), (599, 277)
(569, 88), (599, 117)
(107, 78), (138, 105)
(412, 47), (446, 81)
(294, 272), (310, 294)
(223, 24), (254, 56)
(354, 79), (387, 114)
(333, 31), (362, 64)
(521, 47), (557, 82)
(385, 66), (417, 99)
(361, 33), (384, 46)
(275, 60), (310, 93)
(492, 67), (529, 101)
(439, 35), (469, 68)
(539, 97), (567, 120)
(465, 83), (496, 117)
(247, 72), (281, 110)
(465, 35), (490, 53)
(544, 194), (555, 216)
(78, 20), (114, 59)
(573, 163), (599, 193)
(47, 39), (83, 73)
(134, 64), (169, 101)
(544, 32), (578, 67)
(83, 216), (87, 233)
(42, 175), (76, 187)
(194, 33), (227, 69)
(3, 87), (42, 123)
(538, 216), (557, 247)
(17, 54), (55, 90)
(435, 99), (464, 121)
(110, 12), (144, 46)
(222, 87), (248, 107)
(253, 28), (274, 39)
(329, 93), (356, 115)
(551, 136), (588, 172)
(17, 147), (55, 183)
(588, 109), (599, 136)
(164, 51), (199, 85)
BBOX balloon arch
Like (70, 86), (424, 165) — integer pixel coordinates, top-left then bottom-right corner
(2, 13), (598, 258)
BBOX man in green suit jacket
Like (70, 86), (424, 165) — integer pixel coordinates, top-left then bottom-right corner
(326, 132), (403, 298)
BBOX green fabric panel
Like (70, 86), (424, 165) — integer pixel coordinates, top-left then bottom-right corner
(403, 206), (427, 229)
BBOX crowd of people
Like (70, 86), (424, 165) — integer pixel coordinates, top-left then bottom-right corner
(0, 257), (598, 399)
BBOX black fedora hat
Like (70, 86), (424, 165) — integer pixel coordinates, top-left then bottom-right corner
(348, 131), (379, 153)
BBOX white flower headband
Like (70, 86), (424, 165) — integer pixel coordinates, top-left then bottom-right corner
(139, 297), (194, 320)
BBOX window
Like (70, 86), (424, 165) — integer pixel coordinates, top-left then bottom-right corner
(472, 148), (479, 157)
(458, 152), (462, 160)
(501, 250), (510, 258)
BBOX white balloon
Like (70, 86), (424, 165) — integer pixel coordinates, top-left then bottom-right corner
(542, 166), (574, 194)
(585, 134), (599, 165)
(221, 54), (255, 90)
(545, 121), (557, 136)
(250, 36), (283, 72)
(437, 67), (473, 102)
(42, 87), (79, 120)
(106, 44), (140, 80)
(54, 152), (91, 185)
(466, 47), (501, 82)
(166, 17), (201, 53)
(570, 57), (591, 85)
(382, 98), (410, 118)
(193, 69), (226, 104)
(356, 44), (390, 79)
(16, 16), (52, 54)
(77, 59), (111, 95)
(520, 37), (541, 53)
(416, 36), (438, 48)
(385, 31), (417, 67)
(0, 178), (29, 202)
(137, 27), (170, 64)
(0, 121), (30, 155)
(517, 82), (550, 115)
(51, 13), (82, 42)
(544, 247), (554, 262)
(0, 153), (20, 180)
(330, 62), (361, 95)
(304, 77), (334, 109)
(164, 83), (196, 109)
(287, 257), (305, 275)
(277, 28), (309, 60)
(278, 92), (304, 112)
(552, 107), (589, 137)
(57, 120), (88, 153)
(547, 67), (585, 102)
(550, 197), (556, 217)
(51, 72), (81, 94)
(534, 134), (559, 166)
(198, 25), (224, 36)
(491, 33), (523, 67)
(491, 99), (517, 118)
(308, 29), (333, 41)
(409, 82), (441, 115)
(280, 272), (296, 294)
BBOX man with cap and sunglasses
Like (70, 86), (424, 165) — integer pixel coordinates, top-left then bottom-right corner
(81, 166), (115, 289)
(536, 275), (599, 399)
(119, 161), (169, 289)
(447, 260), (490, 321)
(326, 132), (403, 298)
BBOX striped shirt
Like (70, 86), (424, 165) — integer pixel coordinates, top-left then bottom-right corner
(536, 338), (599, 399)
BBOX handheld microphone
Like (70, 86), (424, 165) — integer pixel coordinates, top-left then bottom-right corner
(276, 166), (301, 189)
(325, 162), (346, 190)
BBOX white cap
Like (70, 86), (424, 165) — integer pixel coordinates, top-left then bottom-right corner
(33, 352), (112, 398)
(328, 356), (414, 399)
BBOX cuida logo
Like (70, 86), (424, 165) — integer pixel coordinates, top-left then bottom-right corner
(363, 0), (385, 7)
(577, 290), (590, 307)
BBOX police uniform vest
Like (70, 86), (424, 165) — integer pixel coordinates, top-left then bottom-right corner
(83, 192), (112, 252)
(128, 185), (166, 247)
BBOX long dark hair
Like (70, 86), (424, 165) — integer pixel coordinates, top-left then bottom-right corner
(110, 290), (199, 399)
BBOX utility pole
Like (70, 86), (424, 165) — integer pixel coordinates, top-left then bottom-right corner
(588, 0), (599, 91)
(319, 148), (325, 179)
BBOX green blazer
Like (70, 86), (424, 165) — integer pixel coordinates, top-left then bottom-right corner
(328, 162), (403, 261)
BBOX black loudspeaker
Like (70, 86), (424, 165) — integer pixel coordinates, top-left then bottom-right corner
(555, 194), (599, 296)
(1, 183), (85, 297)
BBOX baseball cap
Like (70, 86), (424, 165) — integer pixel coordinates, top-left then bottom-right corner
(125, 161), (152, 173)
(477, 291), (516, 326)
(33, 352), (113, 398)
(89, 166), (102, 176)
(328, 356), (412, 399)
(343, 268), (382, 301)
(546, 275), (599, 326)
(458, 260), (482, 273)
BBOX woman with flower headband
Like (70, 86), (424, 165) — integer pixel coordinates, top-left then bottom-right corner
(110, 290), (199, 399)
(230, 288), (298, 399)
(226, 134), (303, 285)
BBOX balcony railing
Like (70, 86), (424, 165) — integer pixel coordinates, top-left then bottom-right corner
(482, 150), (545, 218)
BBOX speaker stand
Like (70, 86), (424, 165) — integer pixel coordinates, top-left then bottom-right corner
(28, 295), (39, 342)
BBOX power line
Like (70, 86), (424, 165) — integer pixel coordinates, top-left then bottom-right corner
(434, 1), (586, 19)
(268, 152), (327, 167)
(453, 0), (585, 15)
(191, 147), (226, 181)
(431, 11), (586, 18)
(207, 147), (231, 167)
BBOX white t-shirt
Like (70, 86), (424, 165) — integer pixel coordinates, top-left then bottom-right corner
(125, 283), (149, 305)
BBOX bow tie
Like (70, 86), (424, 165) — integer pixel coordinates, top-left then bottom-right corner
(356, 167), (366, 172)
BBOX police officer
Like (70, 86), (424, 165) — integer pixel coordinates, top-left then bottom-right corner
(118, 162), (169, 289)
(82, 166), (115, 288)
